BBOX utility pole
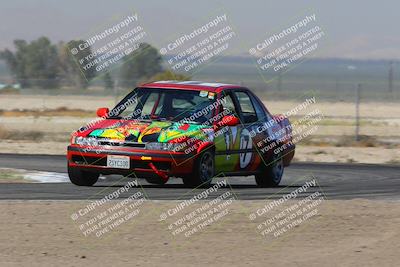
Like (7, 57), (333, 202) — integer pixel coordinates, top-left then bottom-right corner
(355, 83), (361, 141)
(388, 61), (393, 93)
(335, 77), (339, 92)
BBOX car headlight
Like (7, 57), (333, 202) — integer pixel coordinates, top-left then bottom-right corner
(145, 142), (182, 151)
(74, 136), (83, 145)
(74, 137), (99, 147)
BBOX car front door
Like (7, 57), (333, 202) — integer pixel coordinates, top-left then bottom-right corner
(214, 90), (242, 173)
(214, 89), (263, 174)
(231, 90), (264, 172)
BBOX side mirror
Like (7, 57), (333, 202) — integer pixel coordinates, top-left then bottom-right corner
(218, 115), (240, 127)
(96, 107), (109, 118)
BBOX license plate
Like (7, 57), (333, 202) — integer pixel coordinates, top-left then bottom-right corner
(107, 155), (130, 169)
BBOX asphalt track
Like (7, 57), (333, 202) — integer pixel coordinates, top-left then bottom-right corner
(0, 153), (399, 200)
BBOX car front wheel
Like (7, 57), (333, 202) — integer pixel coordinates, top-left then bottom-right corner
(68, 165), (99, 186)
(182, 150), (215, 188)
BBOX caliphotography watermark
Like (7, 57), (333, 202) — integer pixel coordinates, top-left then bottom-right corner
(160, 13), (237, 73)
(250, 96), (324, 158)
(248, 177), (325, 241)
(164, 96), (237, 166)
(70, 96), (139, 154)
(70, 180), (146, 238)
(249, 13), (325, 74)
(158, 179), (236, 238)
(68, 12), (147, 78)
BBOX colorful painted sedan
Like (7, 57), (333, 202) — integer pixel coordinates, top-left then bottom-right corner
(67, 81), (295, 187)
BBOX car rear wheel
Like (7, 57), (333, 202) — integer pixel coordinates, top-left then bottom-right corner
(255, 153), (284, 187)
(182, 150), (215, 188)
(68, 165), (99, 186)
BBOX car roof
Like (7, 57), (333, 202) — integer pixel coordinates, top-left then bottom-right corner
(139, 80), (244, 93)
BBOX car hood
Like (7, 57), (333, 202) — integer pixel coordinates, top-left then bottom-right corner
(76, 119), (213, 143)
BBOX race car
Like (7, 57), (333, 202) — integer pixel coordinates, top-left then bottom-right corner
(67, 81), (295, 187)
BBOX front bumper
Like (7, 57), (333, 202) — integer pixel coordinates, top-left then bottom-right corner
(67, 145), (195, 177)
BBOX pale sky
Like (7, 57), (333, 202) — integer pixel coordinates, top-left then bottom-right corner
(0, 0), (398, 59)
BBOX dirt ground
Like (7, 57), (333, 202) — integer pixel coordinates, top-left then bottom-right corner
(0, 200), (399, 267)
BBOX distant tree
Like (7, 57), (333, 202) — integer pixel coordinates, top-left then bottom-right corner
(8, 40), (28, 87)
(59, 40), (97, 89)
(119, 43), (162, 87)
(0, 49), (17, 78)
(103, 72), (114, 90)
(147, 70), (191, 82)
(1, 37), (59, 88)
(58, 41), (77, 87)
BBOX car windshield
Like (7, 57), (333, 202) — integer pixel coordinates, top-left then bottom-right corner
(108, 87), (216, 123)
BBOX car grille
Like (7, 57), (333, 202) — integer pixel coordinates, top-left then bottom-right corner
(96, 139), (145, 148)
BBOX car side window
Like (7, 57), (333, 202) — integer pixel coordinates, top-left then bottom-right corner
(234, 91), (258, 123)
(249, 93), (267, 120)
(117, 91), (157, 118)
(141, 92), (158, 115)
(222, 94), (237, 114)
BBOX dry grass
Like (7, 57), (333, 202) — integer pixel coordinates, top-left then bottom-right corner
(0, 125), (43, 141)
(0, 168), (26, 183)
(0, 107), (94, 117)
(311, 149), (328, 155)
(300, 135), (399, 148)
(335, 135), (379, 147)
(0, 88), (20, 94)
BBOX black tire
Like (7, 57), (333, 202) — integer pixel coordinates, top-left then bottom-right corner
(255, 153), (284, 187)
(68, 165), (99, 186)
(145, 176), (167, 185)
(182, 150), (215, 188)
